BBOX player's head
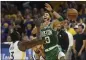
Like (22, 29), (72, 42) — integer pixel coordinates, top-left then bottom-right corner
(63, 20), (70, 29)
(43, 11), (51, 22)
(78, 24), (84, 33)
(53, 20), (61, 31)
(10, 30), (20, 43)
(74, 24), (84, 33)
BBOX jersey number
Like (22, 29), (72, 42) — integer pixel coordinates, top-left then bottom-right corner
(45, 36), (50, 43)
(11, 52), (14, 60)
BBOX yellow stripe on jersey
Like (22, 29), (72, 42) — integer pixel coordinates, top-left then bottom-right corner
(21, 52), (25, 60)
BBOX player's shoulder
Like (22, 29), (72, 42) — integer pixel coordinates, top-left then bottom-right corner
(14, 41), (19, 45)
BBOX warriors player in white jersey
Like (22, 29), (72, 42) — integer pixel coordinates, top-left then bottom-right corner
(9, 30), (46, 60)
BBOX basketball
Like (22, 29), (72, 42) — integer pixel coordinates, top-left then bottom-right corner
(67, 8), (78, 21)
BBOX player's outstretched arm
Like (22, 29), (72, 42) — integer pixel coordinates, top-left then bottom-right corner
(45, 3), (64, 21)
(18, 39), (46, 51)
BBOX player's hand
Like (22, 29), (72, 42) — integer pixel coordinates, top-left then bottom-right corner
(78, 51), (82, 56)
(45, 3), (53, 12)
(73, 49), (77, 55)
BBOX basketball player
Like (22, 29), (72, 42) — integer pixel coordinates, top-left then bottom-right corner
(32, 3), (65, 60)
(30, 35), (45, 60)
(9, 30), (46, 60)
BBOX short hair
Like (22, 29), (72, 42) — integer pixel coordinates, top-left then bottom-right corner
(10, 30), (20, 42)
(78, 24), (84, 29)
(53, 20), (61, 28)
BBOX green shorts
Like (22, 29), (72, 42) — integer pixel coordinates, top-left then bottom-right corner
(45, 46), (62, 60)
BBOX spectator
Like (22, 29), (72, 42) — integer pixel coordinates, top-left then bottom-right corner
(32, 7), (40, 18)
(1, 14), (11, 42)
(40, 8), (45, 17)
(60, 2), (68, 19)
(72, 24), (86, 60)
(53, 20), (69, 53)
(24, 14), (34, 38)
(1, 23), (9, 42)
(67, 27), (76, 36)
(15, 11), (25, 36)
(77, 4), (86, 24)
(24, 8), (32, 18)
(63, 20), (74, 60)
(3, 15), (11, 26)
(83, 28), (86, 60)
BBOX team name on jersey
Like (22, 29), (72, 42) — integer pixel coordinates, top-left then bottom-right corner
(41, 30), (52, 37)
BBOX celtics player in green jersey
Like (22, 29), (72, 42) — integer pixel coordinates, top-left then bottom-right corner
(32, 3), (65, 60)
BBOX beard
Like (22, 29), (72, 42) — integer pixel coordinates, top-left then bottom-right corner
(57, 28), (61, 31)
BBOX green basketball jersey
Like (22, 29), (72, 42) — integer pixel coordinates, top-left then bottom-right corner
(40, 23), (59, 49)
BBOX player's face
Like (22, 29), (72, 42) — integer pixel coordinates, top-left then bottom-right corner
(63, 20), (69, 29)
(57, 24), (61, 30)
(43, 13), (50, 22)
(78, 26), (83, 32)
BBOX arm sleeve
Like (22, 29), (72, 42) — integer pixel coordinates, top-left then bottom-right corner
(58, 17), (64, 21)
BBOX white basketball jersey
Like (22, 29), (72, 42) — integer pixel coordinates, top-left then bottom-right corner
(9, 41), (26, 60)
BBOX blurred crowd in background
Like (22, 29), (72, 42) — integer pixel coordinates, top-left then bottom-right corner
(1, 1), (47, 42)
(1, 1), (86, 60)
(1, 1), (86, 42)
